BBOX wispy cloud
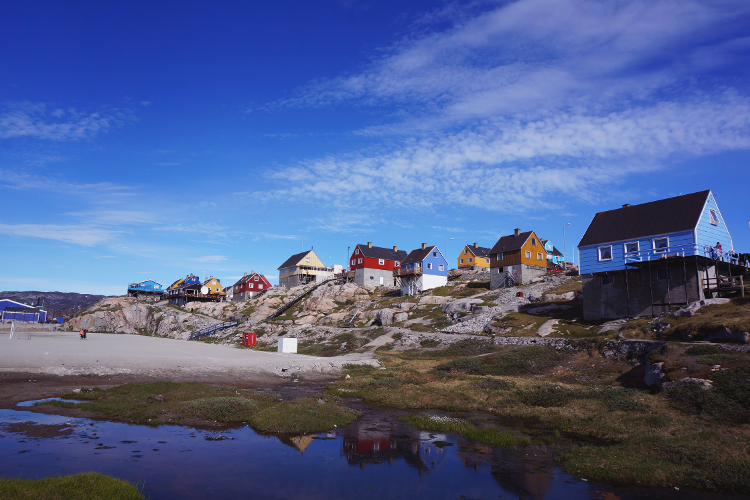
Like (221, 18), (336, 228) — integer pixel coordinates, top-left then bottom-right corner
(0, 223), (123, 246)
(192, 255), (228, 263)
(94, 255), (115, 259)
(0, 102), (134, 141)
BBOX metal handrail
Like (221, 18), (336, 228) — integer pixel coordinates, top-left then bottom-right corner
(623, 243), (742, 266)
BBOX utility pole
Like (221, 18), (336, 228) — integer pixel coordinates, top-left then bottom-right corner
(563, 223), (571, 270)
(445, 237), (454, 264)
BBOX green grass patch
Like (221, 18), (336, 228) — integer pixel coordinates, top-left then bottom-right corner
(696, 354), (734, 365)
(249, 396), (359, 434)
(668, 367), (750, 424)
(0, 472), (143, 500)
(684, 345), (722, 356)
(434, 345), (572, 376)
(400, 414), (529, 447)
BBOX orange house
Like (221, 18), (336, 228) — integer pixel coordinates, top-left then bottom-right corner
(489, 229), (547, 288)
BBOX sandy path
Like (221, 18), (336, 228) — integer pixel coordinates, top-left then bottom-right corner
(0, 330), (380, 382)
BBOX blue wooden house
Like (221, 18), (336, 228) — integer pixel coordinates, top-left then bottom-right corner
(578, 190), (745, 320)
(394, 244), (448, 295)
(127, 280), (164, 299)
(541, 239), (564, 266)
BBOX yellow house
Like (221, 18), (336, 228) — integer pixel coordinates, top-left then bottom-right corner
(166, 278), (184, 296)
(489, 229), (547, 288)
(278, 249), (334, 288)
(202, 276), (225, 296)
(457, 243), (491, 269)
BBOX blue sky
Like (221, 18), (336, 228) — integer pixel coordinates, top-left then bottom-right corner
(2, 0), (750, 295)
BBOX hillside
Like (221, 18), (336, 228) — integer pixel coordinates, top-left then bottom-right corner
(0, 291), (109, 318)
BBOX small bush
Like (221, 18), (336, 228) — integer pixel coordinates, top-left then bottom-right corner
(696, 354), (733, 365)
(684, 345), (722, 356)
(420, 339), (440, 348)
(476, 378), (516, 391)
(361, 376), (404, 389)
(669, 367), (750, 424)
(434, 345), (571, 376)
(514, 384), (578, 407)
(183, 397), (259, 421)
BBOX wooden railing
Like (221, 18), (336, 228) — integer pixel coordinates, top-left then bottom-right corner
(393, 267), (422, 277)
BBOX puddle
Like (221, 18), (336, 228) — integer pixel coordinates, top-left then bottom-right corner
(0, 406), (746, 500)
(16, 397), (89, 407)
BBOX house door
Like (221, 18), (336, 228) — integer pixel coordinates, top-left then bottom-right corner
(379, 277), (384, 285)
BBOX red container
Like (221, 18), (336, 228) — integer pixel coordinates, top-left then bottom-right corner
(242, 332), (257, 346)
(516, 291), (524, 298)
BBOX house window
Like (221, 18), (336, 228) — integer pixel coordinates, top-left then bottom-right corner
(537, 252), (543, 260)
(624, 242), (639, 254)
(601, 274), (613, 286)
(426, 262), (433, 269)
(355, 248), (359, 255)
(305, 257), (310, 263)
(378, 258), (384, 265)
(464, 249), (468, 254)
(358, 258), (362, 264)
(531, 238), (537, 246)
(370, 276), (374, 280)
(497, 252), (503, 260)
(460, 258), (464, 264)
(709, 209), (719, 225)
(254, 276), (259, 281)
(351, 259), (355, 266)
(525, 250), (531, 259)
(598, 246), (613, 261)
(249, 283), (254, 289)
(432, 252), (437, 258)
(395, 261), (399, 267)
(468, 257), (473, 263)
(653, 238), (669, 253)
(485, 258), (490, 264)
(657, 269), (672, 281)
(258, 284), (263, 289)
(439, 264), (444, 271)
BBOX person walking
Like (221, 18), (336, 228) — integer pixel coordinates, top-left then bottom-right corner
(79, 329), (84, 340)
(716, 242), (724, 261)
(82, 329), (87, 340)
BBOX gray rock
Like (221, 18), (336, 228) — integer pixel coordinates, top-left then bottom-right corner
(442, 298), (483, 314)
(708, 326), (750, 344)
(393, 312), (408, 323)
(662, 378), (713, 391)
(418, 296), (451, 305)
(644, 358), (665, 389)
(675, 298), (732, 317)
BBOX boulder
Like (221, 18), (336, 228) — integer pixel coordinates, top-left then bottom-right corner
(392, 312), (408, 323)
(644, 358), (665, 390)
(708, 326), (750, 344)
(471, 305), (491, 313)
(376, 308), (397, 326)
(675, 298), (731, 317)
(663, 378), (713, 391)
(544, 291), (575, 301)
(397, 302), (417, 311)
(294, 315), (317, 325)
(442, 298), (483, 314)
(419, 296), (451, 305)
(303, 296), (336, 313)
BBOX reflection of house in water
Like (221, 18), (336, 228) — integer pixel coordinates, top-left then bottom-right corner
(457, 443), (554, 499)
(342, 419), (449, 473)
(277, 435), (313, 453)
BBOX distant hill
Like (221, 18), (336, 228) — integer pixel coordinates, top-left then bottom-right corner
(0, 291), (112, 318)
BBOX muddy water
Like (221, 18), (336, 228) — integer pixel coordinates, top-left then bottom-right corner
(0, 404), (745, 500)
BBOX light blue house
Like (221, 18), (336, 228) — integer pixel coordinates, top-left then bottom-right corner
(127, 280), (164, 297)
(541, 239), (564, 266)
(577, 190), (743, 320)
(395, 244), (449, 295)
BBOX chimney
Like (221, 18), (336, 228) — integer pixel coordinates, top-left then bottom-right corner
(244, 272), (247, 276)
(473, 242), (478, 248)
(393, 246), (398, 251)
(368, 242), (372, 248)
(622, 204), (631, 208)
(514, 228), (521, 237)
(421, 243), (427, 250)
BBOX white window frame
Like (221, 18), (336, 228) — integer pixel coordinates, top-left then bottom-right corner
(355, 248), (359, 255)
(709, 209), (719, 226)
(531, 238), (537, 246)
(460, 258), (464, 264)
(497, 252), (503, 260)
(305, 257), (310, 263)
(258, 284), (263, 289)
(598, 246), (613, 261)
(432, 251), (437, 258)
(395, 261), (399, 267)
(525, 250), (531, 259)
(249, 283), (254, 289)
(624, 242), (639, 254)
(438, 264), (444, 271)
(358, 258), (362, 264)
(378, 258), (384, 265)
(652, 237), (669, 253)
(537, 252), (543, 260)
(468, 257), (473, 263)
(351, 259), (355, 266)
(254, 276), (259, 281)
(426, 262), (432, 270)
(485, 258), (490, 264)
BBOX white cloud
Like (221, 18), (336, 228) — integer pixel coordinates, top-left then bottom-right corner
(94, 255), (115, 259)
(0, 102), (134, 141)
(192, 255), (228, 263)
(0, 223), (121, 246)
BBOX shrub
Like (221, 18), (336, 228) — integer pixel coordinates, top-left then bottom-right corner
(514, 384), (578, 407)
(420, 339), (440, 348)
(669, 367), (750, 424)
(183, 397), (259, 421)
(434, 345), (572, 376)
(684, 345), (722, 356)
(475, 378), (516, 391)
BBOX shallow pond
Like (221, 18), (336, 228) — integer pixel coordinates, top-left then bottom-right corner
(0, 402), (746, 500)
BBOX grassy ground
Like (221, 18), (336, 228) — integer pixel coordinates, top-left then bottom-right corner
(0, 472), (143, 500)
(41, 382), (358, 433)
(331, 342), (750, 492)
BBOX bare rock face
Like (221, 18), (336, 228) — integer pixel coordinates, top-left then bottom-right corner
(419, 296), (451, 305)
(319, 312), (348, 324)
(303, 296), (336, 313)
(644, 358), (665, 390)
(392, 312), (408, 323)
(675, 298), (732, 317)
(544, 291), (575, 301)
(442, 298), (483, 314)
(708, 326), (750, 344)
(397, 302), (417, 311)
(295, 315), (317, 325)
(377, 308), (398, 326)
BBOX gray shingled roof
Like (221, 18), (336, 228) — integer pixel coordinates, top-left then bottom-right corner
(356, 244), (408, 262)
(463, 244), (491, 258)
(401, 245), (439, 266)
(578, 191), (709, 247)
(489, 231), (533, 255)
(278, 250), (311, 270)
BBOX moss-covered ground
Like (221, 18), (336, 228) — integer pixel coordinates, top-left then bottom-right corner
(0, 472), (143, 500)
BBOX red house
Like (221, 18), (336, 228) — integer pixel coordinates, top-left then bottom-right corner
(232, 272), (271, 301)
(349, 242), (407, 287)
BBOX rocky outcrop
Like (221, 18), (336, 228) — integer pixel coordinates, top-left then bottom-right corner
(442, 298), (483, 314)
(644, 358), (665, 390)
(543, 291), (575, 301)
(708, 326), (750, 344)
(376, 308), (407, 326)
(674, 298), (731, 317)
(419, 296), (451, 305)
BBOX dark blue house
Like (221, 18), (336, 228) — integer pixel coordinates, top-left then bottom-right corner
(578, 190), (745, 319)
(127, 280), (164, 298)
(395, 244), (449, 295)
(0, 299), (48, 323)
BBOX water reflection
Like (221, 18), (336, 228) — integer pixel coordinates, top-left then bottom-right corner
(0, 405), (744, 500)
